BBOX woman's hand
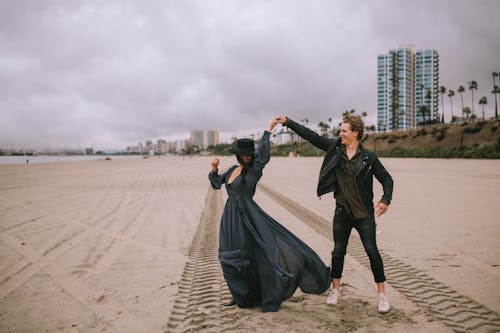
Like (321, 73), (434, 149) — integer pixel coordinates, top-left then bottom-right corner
(211, 157), (219, 172)
(268, 118), (279, 132)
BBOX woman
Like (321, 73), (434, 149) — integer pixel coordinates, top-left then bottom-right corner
(209, 119), (331, 312)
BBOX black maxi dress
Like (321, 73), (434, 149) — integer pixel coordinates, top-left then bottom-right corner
(209, 131), (331, 312)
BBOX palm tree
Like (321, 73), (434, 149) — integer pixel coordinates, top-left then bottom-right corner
(492, 72), (499, 120)
(317, 121), (330, 137)
(468, 80), (478, 117)
(493, 85), (500, 121)
(324, 121), (330, 136)
(425, 89), (434, 124)
(417, 105), (429, 126)
(463, 106), (471, 120)
(448, 90), (455, 122)
(317, 121), (323, 133)
(440, 86), (446, 124)
(458, 85), (465, 118)
(479, 96), (488, 120)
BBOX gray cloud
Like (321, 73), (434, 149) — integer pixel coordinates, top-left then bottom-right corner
(1, 0), (499, 149)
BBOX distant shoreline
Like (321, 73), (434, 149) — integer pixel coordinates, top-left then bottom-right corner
(0, 155), (143, 165)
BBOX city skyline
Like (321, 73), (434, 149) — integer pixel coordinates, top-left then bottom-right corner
(1, 1), (499, 149)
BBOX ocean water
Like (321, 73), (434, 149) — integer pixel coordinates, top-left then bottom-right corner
(0, 155), (141, 165)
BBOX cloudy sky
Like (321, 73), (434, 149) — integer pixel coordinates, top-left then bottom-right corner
(1, 0), (499, 149)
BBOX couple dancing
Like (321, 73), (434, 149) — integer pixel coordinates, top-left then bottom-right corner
(209, 115), (393, 313)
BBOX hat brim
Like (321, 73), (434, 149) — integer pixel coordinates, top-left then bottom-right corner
(229, 148), (255, 155)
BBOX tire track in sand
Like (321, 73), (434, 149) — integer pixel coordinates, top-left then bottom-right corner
(165, 188), (242, 333)
(259, 183), (500, 333)
(0, 230), (154, 332)
(0, 175), (145, 301)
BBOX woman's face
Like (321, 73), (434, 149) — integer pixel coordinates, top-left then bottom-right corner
(239, 154), (253, 165)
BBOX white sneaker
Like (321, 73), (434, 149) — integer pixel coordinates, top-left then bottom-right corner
(326, 288), (340, 305)
(378, 293), (390, 313)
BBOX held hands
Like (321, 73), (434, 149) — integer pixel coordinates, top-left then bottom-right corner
(275, 116), (287, 124)
(211, 157), (219, 172)
(375, 202), (389, 217)
(267, 115), (287, 132)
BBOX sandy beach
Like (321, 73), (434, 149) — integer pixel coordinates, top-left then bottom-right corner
(0, 156), (499, 332)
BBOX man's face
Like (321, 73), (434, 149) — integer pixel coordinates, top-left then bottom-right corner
(340, 122), (358, 146)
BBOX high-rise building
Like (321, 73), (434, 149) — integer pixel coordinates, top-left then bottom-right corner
(190, 130), (219, 149)
(206, 130), (219, 147)
(176, 139), (188, 152)
(156, 139), (168, 154)
(377, 45), (439, 132)
(415, 49), (439, 125)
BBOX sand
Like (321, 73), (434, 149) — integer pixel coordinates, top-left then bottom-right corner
(0, 156), (499, 332)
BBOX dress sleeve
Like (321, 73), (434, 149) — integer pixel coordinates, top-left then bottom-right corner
(208, 167), (233, 189)
(254, 131), (271, 171)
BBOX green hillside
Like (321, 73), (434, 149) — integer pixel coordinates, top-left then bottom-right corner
(272, 120), (500, 159)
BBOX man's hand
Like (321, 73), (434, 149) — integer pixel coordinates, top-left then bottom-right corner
(211, 157), (219, 172)
(275, 116), (287, 124)
(375, 202), (389, 217)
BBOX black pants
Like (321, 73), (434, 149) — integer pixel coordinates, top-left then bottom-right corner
(331, 206), (386, 283)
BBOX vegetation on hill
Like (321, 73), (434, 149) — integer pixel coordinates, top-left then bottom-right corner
(363, 120), (500, 159)
(270, 120), (500, 159)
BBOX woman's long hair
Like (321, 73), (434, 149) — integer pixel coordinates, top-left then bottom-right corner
(236, 154), (254, 187)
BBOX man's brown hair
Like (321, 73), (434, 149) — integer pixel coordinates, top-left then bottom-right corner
(342, 115), (364, 141)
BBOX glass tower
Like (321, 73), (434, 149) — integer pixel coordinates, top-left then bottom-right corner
(415, 49), (439, 125)
(377, 45), (439, 132)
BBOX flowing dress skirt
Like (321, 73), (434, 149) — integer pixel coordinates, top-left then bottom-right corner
(218, 194), (331, 312)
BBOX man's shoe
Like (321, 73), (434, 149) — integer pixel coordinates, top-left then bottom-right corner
(378, 293), (390, 313)
(326, 288), (340, 305)
(223, 299), (236, 307)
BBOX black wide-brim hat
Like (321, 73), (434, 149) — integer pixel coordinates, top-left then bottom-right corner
(229, 138), (255, 155)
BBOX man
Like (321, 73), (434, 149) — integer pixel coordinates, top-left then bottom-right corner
(275, 115), (393, 313)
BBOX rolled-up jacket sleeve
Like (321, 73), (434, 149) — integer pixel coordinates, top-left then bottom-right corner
(285, 118), (334, 152)
(373, 156), (393, 204)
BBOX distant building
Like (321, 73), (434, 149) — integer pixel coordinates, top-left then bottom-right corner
(377, 45), (439, 132)
(190, 130), (219, 149)
(176, 139), (188, 152)
(271, 129), (295, 145)
(166, 141), (177, 153)
(144, 140), (154, 154)
(156, 139), (167, 154)
(126, 144), (142, 153)
(415, 49), (440, 125)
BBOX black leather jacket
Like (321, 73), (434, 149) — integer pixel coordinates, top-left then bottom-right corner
(285, 118), (393, 215)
